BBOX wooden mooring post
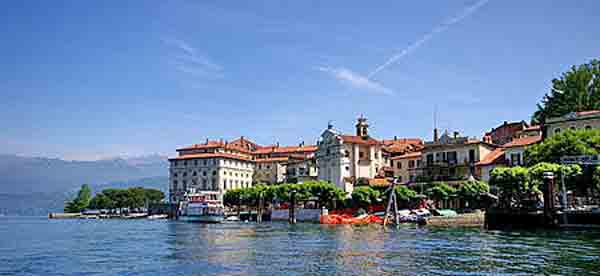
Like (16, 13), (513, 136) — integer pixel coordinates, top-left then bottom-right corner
(257, 191), (264, 223)
(289, 189), (297, 224)
(543, 172), (557, 227)
(383, 179), (400, 226)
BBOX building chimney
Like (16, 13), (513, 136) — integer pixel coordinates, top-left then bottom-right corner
(434, 128), (439, 142)
(276, 142), (280, 148)
(453, 131), (459, 139)
(394, 136), (398, 141)
(206, 138), (209, 144)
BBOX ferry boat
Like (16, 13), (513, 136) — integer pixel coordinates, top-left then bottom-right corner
(179, 191), (225, 223)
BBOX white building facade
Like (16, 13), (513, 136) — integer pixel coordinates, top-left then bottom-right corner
(316, 117), (387, 194)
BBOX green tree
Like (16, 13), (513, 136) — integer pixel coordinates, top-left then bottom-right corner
(457, 180), (490, 208)
(490, 167), (531, 208)
(64, 184), (92, 213)
(143, 188), (165, 204)
(424, 182), (456, 203)
(88, 193), (115, 210)
(351, 186), (380, 208)
(524, 129), (600, 165)
(532, 59), (600, 124)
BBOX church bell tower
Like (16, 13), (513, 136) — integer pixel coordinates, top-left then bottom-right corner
(356, 115), (369, 137)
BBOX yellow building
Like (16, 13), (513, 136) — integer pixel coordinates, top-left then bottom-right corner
(545, 110), (600, 138)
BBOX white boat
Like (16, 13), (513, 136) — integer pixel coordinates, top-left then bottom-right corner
(179, 191), (225, 223)
(147, 214), (168, 220)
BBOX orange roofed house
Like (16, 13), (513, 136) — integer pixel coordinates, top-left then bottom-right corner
(417, 129), (498, 182)
(168, 136), (317, 203)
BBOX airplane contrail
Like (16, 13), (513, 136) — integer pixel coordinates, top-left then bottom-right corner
(368, 0), (491, 79)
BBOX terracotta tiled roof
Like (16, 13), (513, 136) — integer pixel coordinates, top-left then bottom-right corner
(339, 135), (380, 145)
(476, 148), (505, 166)
(253, 145), (317, 154)
(390, 152), (422, 160)
(523, 125), (541, 131)
(381, 138), (423, 146)
(576, 110), (600, 116)
(503, 135), (541, 148)
(254, 157), (290, 163)
(169, 152), (252, 161)
(176, 141), (224, 151)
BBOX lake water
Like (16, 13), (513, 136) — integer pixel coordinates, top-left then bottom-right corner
(1, 217), (599, 275)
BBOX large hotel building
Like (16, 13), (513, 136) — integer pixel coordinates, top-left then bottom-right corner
(168, 117), (422, 203)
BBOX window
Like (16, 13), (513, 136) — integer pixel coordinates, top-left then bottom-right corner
(173, 173), (178, 177)
(397, 161), (402, 169)
(267, 165), (271, 169)
(202, 171), (207, 177)
(408, 160), (415, 169)
(183, 172), (187, 177)
(398, 176), (402, 182)
(447, 151), (457, 165)
(359, 152), (365, 159)
(555, 128), (561, 134)
(203, 160), (207, 166)
(223, 179), (227, 190)
(192, 171), (197, 177)
(570, 126), (576, 130)
(510, 153), (521, 166)
(212, 171), (217, 176)
(194, 160), (198, 166)
(468, 150), (476, 163)
(173, 180), (178, 186)
(586, 125), (592, 130)
(183, 161), (188, 166)
(344, 150), (350, 157)
(427, 154), (434, 165)
(345, 166), (350, 171)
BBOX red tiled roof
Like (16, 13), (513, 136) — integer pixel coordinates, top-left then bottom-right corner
(390, 152), (422, 160)
(253, 145), (317, 154)
(381, 138), (423, 146)
(523, 125), (541, 131)
(254, 157), (290, 163)
(576, 110), (600, 116)
(176, 141), (224, 151)
(169, 152), (252, 161)
(476, 148), (505, 166)
(503, 135), (541, 148)
(339, 135), (380, 145)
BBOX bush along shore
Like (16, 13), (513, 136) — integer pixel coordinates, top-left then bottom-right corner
(50, 185), (166, 219)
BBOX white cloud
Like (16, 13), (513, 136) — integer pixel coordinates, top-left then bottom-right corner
(317, 66), (394, 95)
(161, 36), (223, 79)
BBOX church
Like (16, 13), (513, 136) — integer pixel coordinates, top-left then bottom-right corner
(315, 116), (388, 194)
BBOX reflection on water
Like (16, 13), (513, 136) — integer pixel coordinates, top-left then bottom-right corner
(1, 216), (600, 275)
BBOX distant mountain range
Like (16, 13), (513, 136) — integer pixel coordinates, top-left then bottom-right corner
(0, 154), (170, 215)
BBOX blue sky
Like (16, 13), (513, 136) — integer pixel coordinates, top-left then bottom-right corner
(1, 1), (599, 160)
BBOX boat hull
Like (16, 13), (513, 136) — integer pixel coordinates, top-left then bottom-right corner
(179, 215), (224, 223)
